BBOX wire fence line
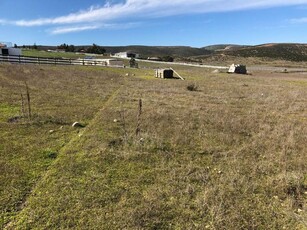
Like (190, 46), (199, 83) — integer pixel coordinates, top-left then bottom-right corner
(1, 54), (232, 70)
(0, 54), (112, 67)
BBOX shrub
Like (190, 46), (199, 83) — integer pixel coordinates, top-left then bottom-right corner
(187, 83), (198, 91)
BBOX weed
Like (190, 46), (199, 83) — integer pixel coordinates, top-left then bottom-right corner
(187, 83), (198, 91)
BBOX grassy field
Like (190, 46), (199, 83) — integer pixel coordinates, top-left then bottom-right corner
(22, 49), (111, 59)
(0, 62), (306, 229)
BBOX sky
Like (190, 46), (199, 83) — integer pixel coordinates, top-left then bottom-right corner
(1, 0), (307, 47)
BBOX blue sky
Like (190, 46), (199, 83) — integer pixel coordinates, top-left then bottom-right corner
(1, 0), (307, 47)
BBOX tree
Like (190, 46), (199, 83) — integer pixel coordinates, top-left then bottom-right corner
(67, 45), (75, 52)
(14, 44), (18, 48)
(86, 44), (106, 54)
(129, 58), (138, 68)
(57, 43), (75, 52)
(161, 56), (174, 62)
(77, 47), (85, 52)
(57, 43), (68, 50)
(33, 43), (38, 49)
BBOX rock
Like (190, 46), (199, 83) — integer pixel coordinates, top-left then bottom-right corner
(297, 209), (303, 213)
(72, 122), (83, 128)
(113, 119), (119, 123)
(49, 130), (55, 134)
(212, 69), (220, 74)
(125, 73), (129, 76)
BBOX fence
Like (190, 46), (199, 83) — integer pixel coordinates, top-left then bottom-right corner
(0, 54), (110, 67)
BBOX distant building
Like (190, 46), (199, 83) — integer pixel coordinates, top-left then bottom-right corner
(148, 57), (162, 61)
(113, 51), (140, 59)
(0, 42), (22, 56)
(80, 58), (124, 67)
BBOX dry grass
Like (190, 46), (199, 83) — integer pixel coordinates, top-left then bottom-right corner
(0, 63), (124, 227)
(0, 63), (306, 229)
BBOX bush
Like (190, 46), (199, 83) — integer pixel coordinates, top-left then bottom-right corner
(187, 83), (198, 91)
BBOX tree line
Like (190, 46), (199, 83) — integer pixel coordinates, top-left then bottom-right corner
(16, 43), (106, 55)
(57, 43), (106, 54)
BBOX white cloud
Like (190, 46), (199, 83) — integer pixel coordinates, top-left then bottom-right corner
(4, 0), (307, 27)
(50, 25), (101, 34)
(49, 22), (140, 34)
(2, 0), (307, 34)
(0, 19), (7, 25)
(289, 17), (307, 23)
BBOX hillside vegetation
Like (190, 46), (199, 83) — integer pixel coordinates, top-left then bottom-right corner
(104, 46), (212, 58)
(0, 63), (306, 229)
(222, 44), (307, 62)
(33, 43), (307, 63)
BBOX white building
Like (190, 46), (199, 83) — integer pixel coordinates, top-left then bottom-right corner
(78, 58), (124, 67)
(0, 42), (22, 56)
(112, 51), (140, 59)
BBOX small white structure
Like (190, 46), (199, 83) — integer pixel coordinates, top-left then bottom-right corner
(155, 68), (174, 79)
(0, 42), (22, 56)
(148, 57), (162, 61)
(228, 64), (247, 74)
(113, 51), (140, 59)
(155, 68), (185, 80)
(78, 58), (124, 67)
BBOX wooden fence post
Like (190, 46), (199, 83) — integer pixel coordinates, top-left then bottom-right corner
(136, 99), (143, 137)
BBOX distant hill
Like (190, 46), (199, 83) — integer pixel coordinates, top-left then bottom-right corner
(203, 44), (248, 51)
(102, 46), (213, 58)
(33, 43), (307, 61)
(34, 45), (212, 58)
(218, 43), (307, 61)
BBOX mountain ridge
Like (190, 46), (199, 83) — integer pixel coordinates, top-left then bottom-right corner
(34, 43), (307, 61)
